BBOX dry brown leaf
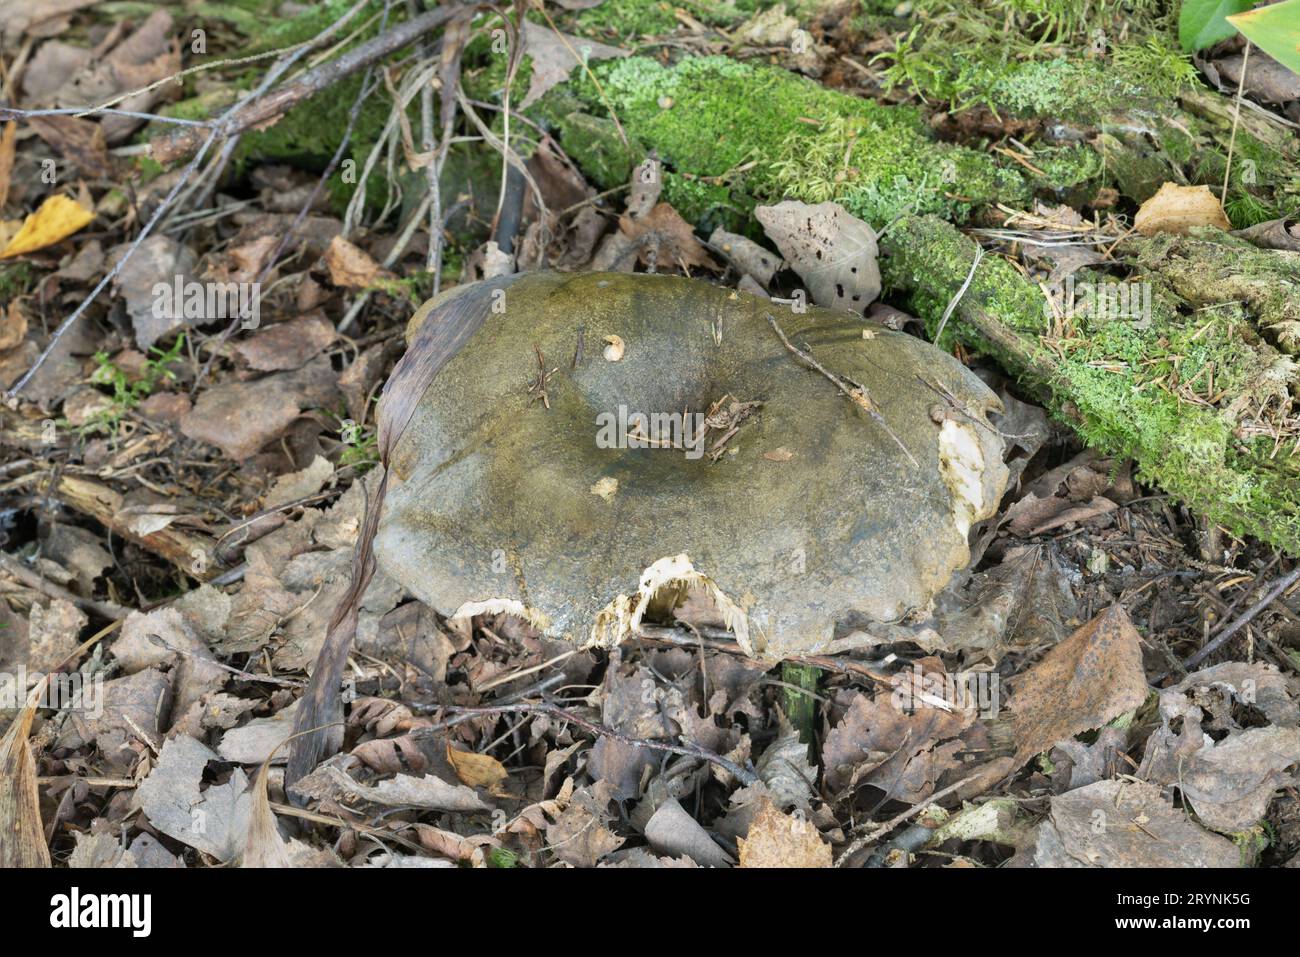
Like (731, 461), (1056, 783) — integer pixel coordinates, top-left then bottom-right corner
(618, 202), (718, 272)
(1173, 726), (1300, 832)
(546, 785), (624, 867)
(26, 115), (112, 178)
(821, 687), (973, 800)
(1028, 779), (1238, 867)
(1007, 493), (1117, 537)
(325, 235), (387, 288)
(233, 315), (337, 372)
(325, 767), (489, 812)
(1134, 183), (1232, 236)
(519, 21), (627, 108)
(447, 744), (508, 794)
(109, 234), (197, 350)
(1011, 605), (1149, 768)
(0, 194), (94, 258)
(62, 10), (180, 144)
(0, 689), (52, 867)
(0, 0), (97, 42)
(1234, 217), (1300, 252)
(241, 765), (294, 868)
(179, 355), (338, 460)
(709, 226), (784, 286)
(737, 799), (831, 868)
(644, 797), (733, 867)
(0, 121), (16, 209)
(137, 735), (252, 862)
(0, 300), (28, 352)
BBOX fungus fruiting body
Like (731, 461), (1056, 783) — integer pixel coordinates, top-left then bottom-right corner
(375, 272), (1009, 660)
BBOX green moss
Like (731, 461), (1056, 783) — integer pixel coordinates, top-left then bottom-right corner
(190, 0), (274, 37)
(882, 215), (1300, 554)
(460, 27), (534, 105)
(572, 0), (681, 37)
(1225, 193), (1278, 230)
(990, 58), (1139, 118)
(1110, 35), (1199, 99)
(661, 174), (743, 232)
(551, 110), (643, 187)
(0, 263), (31, 300)
(1127, 231), (1300, 352)
(540, 55), (1027, 226)
(247, 0), (382, 51)
(233, 74), (394, 215)
(161, 89), (239, 123)
(867, 0), (1178, 117)
(134, 155), (165, 182)
(1028, 144), (1105, 194)
(1187, 130), (1292, 229)
(1097, 132), (1174, 203)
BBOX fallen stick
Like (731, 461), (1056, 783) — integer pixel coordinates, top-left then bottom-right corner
(1175, 563), (1300, 675)
(147, 5), (465, 164)
(0, 551), (128, 620)
(42, 474), (218, 582)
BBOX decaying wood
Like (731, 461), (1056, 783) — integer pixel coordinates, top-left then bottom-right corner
(43, 475), (218, 582)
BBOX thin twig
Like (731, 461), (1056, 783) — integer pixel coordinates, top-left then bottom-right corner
(72, 41), (323, 119)
(5, 130), (219, 399)
(1176, 563), (1300, 675)
(767, 313), (918, 467)
(933, 244), (984, 344)
(145, 633), (304, 687)
(634, 624), (894, 687)
(1221, 42), (1251, 206)
(0, 106), (209, 128)
(193, 70), (381, 390)
(476, 650), (577, 693)
(834, 766), (994, 866)
(147, 5), (465, 164)
(0, 551), (128, 620)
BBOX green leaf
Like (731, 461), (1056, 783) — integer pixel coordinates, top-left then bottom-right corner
(1179, 0), (1254, 51)
(1229, 0), (1300, 75)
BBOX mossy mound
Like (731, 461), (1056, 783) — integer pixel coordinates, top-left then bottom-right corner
(881, 215), (1300, 554)
(534, 55), (1028, 229)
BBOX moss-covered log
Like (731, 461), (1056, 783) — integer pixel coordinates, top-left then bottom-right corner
(880, 216), (1300, 553)
(532, 54), (1031, 230)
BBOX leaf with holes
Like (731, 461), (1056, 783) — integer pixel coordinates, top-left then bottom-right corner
(755, 200), (880, 314)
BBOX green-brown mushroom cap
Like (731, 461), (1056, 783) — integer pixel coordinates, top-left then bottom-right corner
(375, 272), (1009, 660)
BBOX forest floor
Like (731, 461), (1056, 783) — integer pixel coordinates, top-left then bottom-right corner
(0, 0), (1298, 871)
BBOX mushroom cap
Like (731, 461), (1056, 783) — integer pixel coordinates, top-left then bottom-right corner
(375, 272), (1008, 659)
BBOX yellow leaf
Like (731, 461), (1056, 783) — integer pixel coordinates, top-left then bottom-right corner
(447, 744), (508, 793)
(0, 194), (94, 259)
(0, 121), (16, 209)
(1133, 183), (1231, 237)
